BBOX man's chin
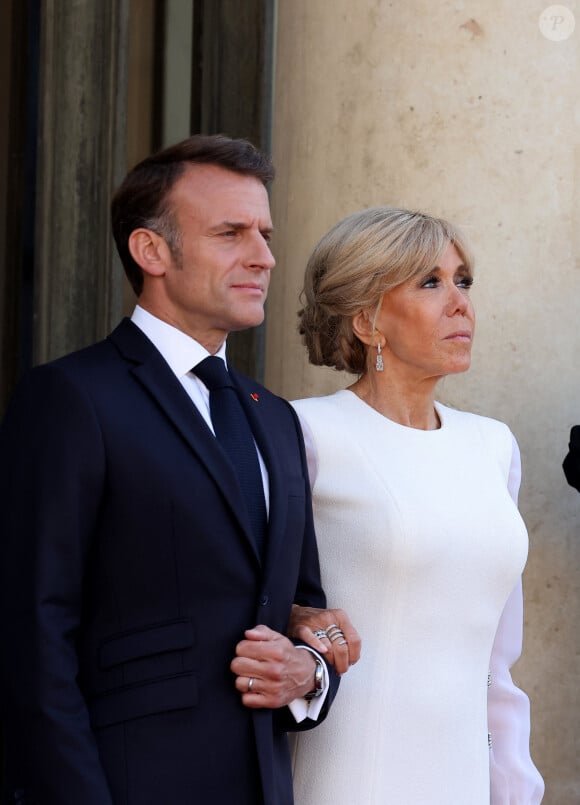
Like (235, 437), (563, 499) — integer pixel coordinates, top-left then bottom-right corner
(230, 310), (266, 332)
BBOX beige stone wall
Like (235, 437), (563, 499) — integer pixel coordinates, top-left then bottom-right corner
(266, 2), (580, 801)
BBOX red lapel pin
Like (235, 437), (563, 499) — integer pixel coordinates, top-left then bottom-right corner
(250, 393), (259, 402)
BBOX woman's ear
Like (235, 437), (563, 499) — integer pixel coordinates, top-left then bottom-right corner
(352, 309), (376, 347)
(128, 228), (171, 278)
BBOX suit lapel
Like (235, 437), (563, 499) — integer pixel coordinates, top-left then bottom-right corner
(108, 320), (260, 561)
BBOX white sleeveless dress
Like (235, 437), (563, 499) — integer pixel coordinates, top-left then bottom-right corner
(291, 391), (544, 805)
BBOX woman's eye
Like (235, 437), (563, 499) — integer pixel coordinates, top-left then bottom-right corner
(421, 275), (438, 288)
(457, 276), (474, 289)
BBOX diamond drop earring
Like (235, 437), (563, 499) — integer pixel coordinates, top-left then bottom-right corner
(375, 342), (384, 372)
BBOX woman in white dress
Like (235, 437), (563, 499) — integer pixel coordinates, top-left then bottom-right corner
(288, 207), (544, 804)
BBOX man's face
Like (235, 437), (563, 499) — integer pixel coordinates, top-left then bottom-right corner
(144, 163), (275, 351)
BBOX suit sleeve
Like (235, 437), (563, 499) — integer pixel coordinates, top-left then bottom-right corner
(487, 435), (544, 803)
(0, 366), (114, 804)
(274, 402), (340, 733)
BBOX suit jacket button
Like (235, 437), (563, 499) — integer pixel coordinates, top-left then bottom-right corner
(259, 593), (269, 606)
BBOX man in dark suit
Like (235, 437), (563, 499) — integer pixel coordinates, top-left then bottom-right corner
(0, 135), (357, 805)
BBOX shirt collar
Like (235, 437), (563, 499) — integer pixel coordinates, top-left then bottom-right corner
(131, 305), (228, 378)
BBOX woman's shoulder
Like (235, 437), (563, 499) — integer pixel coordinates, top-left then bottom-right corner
(437, 402), (513, 437)
(438, 403), (518, 453)
(291, 391), (357, 445)
(291, 389), (350, 415)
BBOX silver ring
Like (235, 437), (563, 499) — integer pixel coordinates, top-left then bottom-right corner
(312, 629), (327, 639)
(326, 626), (343, 640)
(337, 638), (348, 646)
(247, 677), (255, 692)
(326, 623), (338, 630)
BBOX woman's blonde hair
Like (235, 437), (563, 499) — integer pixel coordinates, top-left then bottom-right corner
(298, 206), (474, 374)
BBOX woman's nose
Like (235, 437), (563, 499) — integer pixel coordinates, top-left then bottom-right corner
(446, 283), (469, 314)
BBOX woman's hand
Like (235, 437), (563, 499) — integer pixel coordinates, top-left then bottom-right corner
(287, 604), (361, 675)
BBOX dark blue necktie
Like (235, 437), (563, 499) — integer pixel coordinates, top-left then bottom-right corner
(194, 356), (267, 556)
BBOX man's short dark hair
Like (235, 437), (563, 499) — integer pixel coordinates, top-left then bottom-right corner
(111, 134), (275, 295)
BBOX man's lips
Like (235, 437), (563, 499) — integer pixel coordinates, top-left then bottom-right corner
(231, 283), (266, 293)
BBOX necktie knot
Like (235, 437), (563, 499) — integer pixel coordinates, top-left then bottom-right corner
(194, 356), (233, 391)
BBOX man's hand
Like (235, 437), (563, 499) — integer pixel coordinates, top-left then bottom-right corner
(231, 625), (317, 708)
(287, 605), (361, 675)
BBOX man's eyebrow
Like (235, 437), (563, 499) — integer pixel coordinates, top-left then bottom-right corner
(221, 220), (248, 229)
(206, 220), (246, 232)
(211, 220), (274, 235)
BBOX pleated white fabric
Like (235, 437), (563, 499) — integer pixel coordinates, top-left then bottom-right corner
(290, 391), (543, 805)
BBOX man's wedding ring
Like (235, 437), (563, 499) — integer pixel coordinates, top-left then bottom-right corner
(247, 677), (255, 692)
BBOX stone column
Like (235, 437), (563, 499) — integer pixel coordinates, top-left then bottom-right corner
(267, 2), (580, 799)
(34, 0), (129, 364)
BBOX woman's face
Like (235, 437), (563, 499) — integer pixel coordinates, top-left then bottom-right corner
(375, 242), (475, 382)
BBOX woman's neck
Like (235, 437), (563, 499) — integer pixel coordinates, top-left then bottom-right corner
(348, 372), (440, 430)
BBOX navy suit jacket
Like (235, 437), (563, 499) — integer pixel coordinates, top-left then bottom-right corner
(0, 319), (338, 805)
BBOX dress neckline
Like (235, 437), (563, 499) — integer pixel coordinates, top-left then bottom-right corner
(339, 389), (446, 433)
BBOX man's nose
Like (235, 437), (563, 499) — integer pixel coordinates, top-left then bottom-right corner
(248, 233), (276, 271)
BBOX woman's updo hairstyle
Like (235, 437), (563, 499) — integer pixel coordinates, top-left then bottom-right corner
(298, 206), (473, 374)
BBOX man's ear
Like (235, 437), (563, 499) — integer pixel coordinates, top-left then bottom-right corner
(128, 228), (171, 278)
